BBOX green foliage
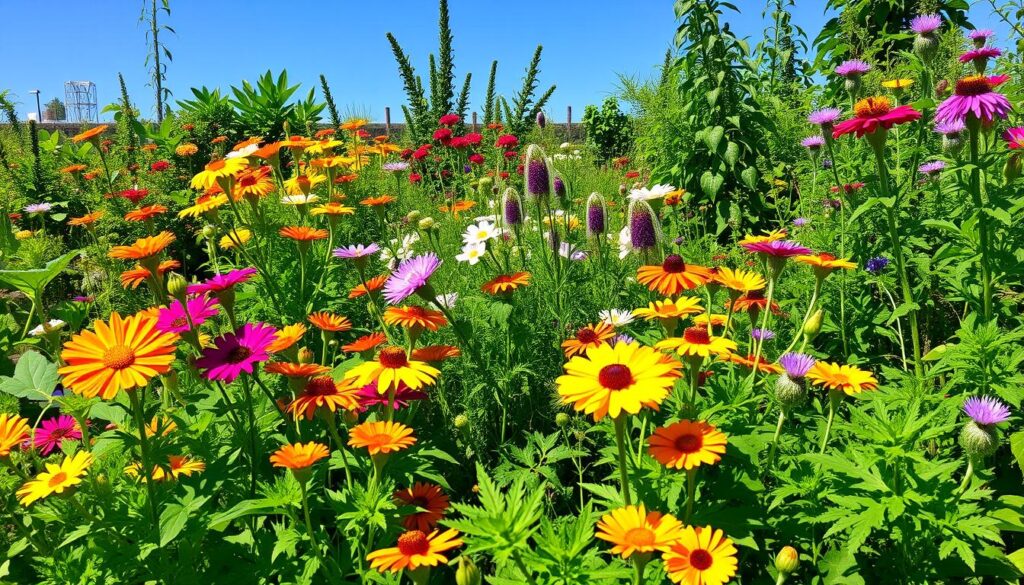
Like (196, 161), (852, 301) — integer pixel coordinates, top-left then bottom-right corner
(581, 97), (632, 160)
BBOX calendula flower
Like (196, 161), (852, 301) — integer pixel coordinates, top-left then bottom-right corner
(308, 312), (352, 332)
(195, 323), (276, 382)
(287, 376), (360, 420)
(595, 505), (684, 559)
(366, 529), (463, 573)
(394, 482), (450, 533)
(281, 194), (320, 206)
(384, 306), (447, 332)
(794, 252), (856, 276)
(266, 324), (306, 354)
(108, 231), (176, 261)
(633, 297), (705, 323)
(124, 205), (167, 222)
(348, 420), (417, 455)
(557, 342), (682, 421)
(58, 312), (178, 400)
(727, 289), (779, 313)
(648, 420), (727, 471)
(120, 259), (180, 289)
(361, 195), (397, 207)
(264, 362), (331, 378)
(833, 96), (921, 139)
(178, 193), (229, 219)
(283, 174), (327, 195)
(233, 167), (276, 200)
(713, 267), (765, 293)
(270, 442), (330, 470)
(190, 158), (249, 191)
(350, 274), (389, 299)
(881, 78), (914, 90)
(69, 211), (105, 227)
(656, 326), (738, 359)
(219, 228), (252, 250)
(71, 125), (108, 143)
(311, 202), (356, 217)
(0, 414), (31, 457)
(636, 255), (712, 296)
(61, 163), (88, 174)
(561, 322), (616, 358)
(279, 225), (328, 242)
(342, 333), (388, 353)
(663, 526), (739, 585)
(692, 313), (729, 328)
(344, 346), (440, 394)
(17, 451), (93, 506)
(807, 362), (878, 395)
(721, 352), (784, 374)
(411, 345), (461, 363)
(738, 229), (787, 246)
(481, 272), (531, 295)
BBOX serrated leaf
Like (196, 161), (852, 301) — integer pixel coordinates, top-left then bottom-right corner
(1010, 432), (1024, 472)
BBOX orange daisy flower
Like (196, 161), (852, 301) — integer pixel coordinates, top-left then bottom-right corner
(124, 205), (168, 222)
(279, 226), (329, 242)
(61, 163), (88, 174)
(342, 332), (388, 353)
(120, 259), (179, 289)
(266, 323), (306, 354)
(264, 362), (331, 378)
(647, 419), (727, 470)
(344, 347), (439, 393)
(636, 255), (712, 296)
(481, 272), (531, 295)
(794, 252), (857, 277)
(366, 529), (463, 573)
(0, 413), (31, 457)
(595, 505), (685, 559)
(71, 125), (108, 143)
(394, 483), (450, 532)
(68, 211), (104, 227)
(310, 202), (356, 216)
(663, 526), (738, 585)
(348, 420), (417, 455)
(656, 326), (737, 359)
(287, 376), (360, 420)
(108, 231), (176, 261)
(807, 362), (878, 395)
(350, 274), (388, 299)
(308, 312), (352, 332)
(234, 166), (276, 200)
(58, 311), (178, 400)
(383, 306), (448, 332)
(561, 322), (615, 358)
(270, 442), (330, 470)
(411, 345), (461, 363)
(360, 195), (396, 207)
(438, 200), (476, 214)
(726, 289), (779, 313)
(251, 142), (283, 160)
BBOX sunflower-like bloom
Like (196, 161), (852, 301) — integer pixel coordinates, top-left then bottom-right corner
(348, 420), (417, 455)
(58, 312), (179, 400)
(595, 505), (685, 559)
(556, 342), (682, 421)
(366, 529), (463, 573)
(233, 166), (276, 200)
(344, 347), (440, 394)
(308, 311), (352, 332)
(663, 526), (738, 585)
(124, 205), (167, 223)
(279, 226), (328, 242)
(807, 362), (878, 395)
(636, 255), (712, 296)
(269, 442), (330, 470)
(287, 376), (360, 420)
(648, 420), (727, 470)
(656, 326), (737, 360)
(0, 413), (31, 457)
(71, 125), (108, 143)
(561, 322), (615, 358)
(794, 253), (856, 277)
(383, 306), (448, 332)
(125, 455), (205, 481)
(394, 482), (450, 532)
(68, 211), (105, 227)
(633, 297), (705, 322)
(481, 272), (531, 295)
(190, 157), (249, 190)
(283, 173), (326, 195)
(737, 229), (786, 246)
(17, 451), (93, 506)
(833, 96), (921, 139)
(713, 267), (765, 293)
(266, 323), (306, 354)
(178, 193), (229, 219)
(108, 231), (176, 261)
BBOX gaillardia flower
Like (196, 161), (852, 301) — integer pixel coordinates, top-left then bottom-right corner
(663, 526), (739, 585)
(647, 419), (727, 470)
(343, 346), (440, 394)
(636, 255), (711, 296)
(366, 529), (463, 573)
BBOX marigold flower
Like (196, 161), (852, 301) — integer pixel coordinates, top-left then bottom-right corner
(481, 272), (531, 295)
(308, 311), (352, 332)
(108, 231), (176, 261)
(807, 362), (878, 395)
(595, 505), (684, 559)
(383, 306), (448, 332)
(663, 526), (739, 585)
(348, 420), (417, 455)
(366, 529), (463, 573)
(270, 442), (330, 470)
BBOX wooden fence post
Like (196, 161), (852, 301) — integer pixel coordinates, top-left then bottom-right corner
(384, 107), (391, 137)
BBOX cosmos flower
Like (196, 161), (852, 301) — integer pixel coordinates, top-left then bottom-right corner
(33, 415), (82, 456)
(156, 294), (219, 334)
(334, 243), (380, 259)
(195, 323), (277, 382)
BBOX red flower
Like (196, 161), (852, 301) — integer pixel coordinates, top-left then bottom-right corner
(150, 160), (169, 172)
(118, 188), (149, 204)
(409, 173), (422, 183)
(832, 96), (921, 139)
(496, 134), (519, 148)
(433, 128), (453, 142)
(487, 122), (504, 131)
(413, 145), (432, 160)
(356, 129), (371, 139)
(625, 171), (640, 179)
(468, 153), (485, 165)
(400, 148), (414, 160)
(499, 171), (509, 179)
(830, 182), (865, 194)
(464, 133), (482, 145)
(439, 113), (460, 126)
(503, 150), (518, 159)
(613, 156), (630, 168)
(449, 136), (469, 148)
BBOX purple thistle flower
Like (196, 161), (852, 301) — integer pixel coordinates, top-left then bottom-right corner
(627, 200), (660, 250)
(741, 239), (812, 258)
(822, 197), (842, 209)
(333, 243), (380, 259)
(778, 352), (816, 378)
(751, 328), (775, 342)
(918, 160), (946, 176)
(196, 322), (277, 382)
(187, 267), (258, 295)
(910, 14), (941, 35)
(793, 217), (810, 227)
(33, 415), (82, 456)
(24, 202), (52, 214)
(968, 29), (995, 47)
(383, 253), (442, 304)
(808, 107), (842, 127)
(822, 159), (833, 169)
(553, 176), (566, 198)
(586, 192), (607, 238)
(72, 295), (94, 303)
(934, 119), (966, 136)
(835, 59), (871, 78)
(526, 159), (550, 198)
(865, 256), (889, 273)
(802, 135), (825, 150)
(502, 189), (523, 226)
(963, 396), (1010, 426)
(156, 294), (220, 334)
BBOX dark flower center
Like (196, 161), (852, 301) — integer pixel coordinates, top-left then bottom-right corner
(304, 377), (337, 396)
(576, 327), (599, 343)
(662, 254), (686, 274)
(674, 432), (703, 453)
(689, 549), (714, 571)
(598, 364), (633, 390)
(955, 75), (993, 96)
(379, 347), (409, 368)
(396, 530), (430, 556)
(683, 327), (711, 345)
(227, 346), (253, 363)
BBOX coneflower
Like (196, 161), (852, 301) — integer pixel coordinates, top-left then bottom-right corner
(586, 192), (607, 239)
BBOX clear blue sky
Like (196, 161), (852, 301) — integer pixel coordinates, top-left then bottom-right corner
(0, 1), (1010, 123)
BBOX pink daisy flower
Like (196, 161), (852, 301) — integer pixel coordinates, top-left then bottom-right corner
(196, 322), (277, 382)
(959, 47), (1001, 63)
(34, 415), (82, 456)
(1005, 127), (1024, 149)
(186, 267), (258, 296)
(833, 96), (921, 139)
(156, 294), (219, 333)
(935, 75), (1012, 125)
(356, 381), (427, 411)
(741, 239), (813, 258)
(383, 253), (442, 304)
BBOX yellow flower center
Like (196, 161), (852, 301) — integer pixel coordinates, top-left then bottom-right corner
(623, 527), (656, 547)
(102, 344), (137, 370)
(854, 96), (892, 118)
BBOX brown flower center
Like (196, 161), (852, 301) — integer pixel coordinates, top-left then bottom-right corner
(227, 346), (253, 363)
(818, 253), (836, 262)
(576, 327), (599, 343)
(854, 96), (892, 118)
(410, 496), (429, 508)
(955, 75), (993, 96)
(304, 377), (337, 396)
(598, 364), (634, 390)
(674, 432), (703, 453)
(102, 345), (137, 370)
(379, 347), (409, 368)
(689, 549), (714, 571)
(170, 317), (188, 329)
(397, 530), (430, 556)
(682, 326), (711, 345)
(662, 254), (686, 274)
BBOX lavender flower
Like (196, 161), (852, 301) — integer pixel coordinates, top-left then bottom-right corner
(24, 202), (52, 214)
(333, 243), (381, 259)
(792, 217), (810, 227)
(808, 107), (842, 127)
(383, 162), (410, 172)
(801, 135), (825, 150)
(835, 60), (871, 78)
(751, 328), (775, 342)
(963, 396), (1011, 426)
(910, 14), (941, 34)
(383, 253), (442, 304)
(968, 29), (995, 48)
(918, 160), (946, 176)
(865, 256), (889, 273)
(778, 353), (816, 378)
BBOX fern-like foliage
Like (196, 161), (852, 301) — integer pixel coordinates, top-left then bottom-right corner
(482, 61), (498, 126)
(318, 74), (341, 128)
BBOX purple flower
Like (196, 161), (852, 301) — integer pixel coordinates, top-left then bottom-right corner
(559, 242), (587, 261)
(963, 396), (1010, 426)
(968, 29), (995, 44)
(502, 190), (523, 226)
(918, 161), (946, 176)
(778, 353), (816, 378)
(751, 328), (775, 342)
(627, 200), (660, 250)
(553, 176), (566, 198)
(910, 14), (941, 34)
(333, 243), (380, 259)
(383, 253), (442, 304)
(835, 59), (870, 78)
(586, 192), (607, 238)
(865, 256), (889, 273)
(356, 381), (427, 411)
(934, 119), (966, 136)
(959, 47), (1002, 63)
(187, 267), (258, 295)
(792, 217), (810, 227)
(72, 295), (94, 303)
(383, 161), (410, 172)
(822, 197), (842, 209)
(195, 322), (277, 382)
(822, 159), (833, 170)
(33, 415), (82, 456)
(935, 76), (1012, 124)
(24, 203), (52, 214)
(526, 158), (550, 198)
(612, 334), (636, 345)
(156, 294), (219, 334)
(801, 135), (825, 150)
(741, 239), (812, 258)
(807, 108), (842, 127)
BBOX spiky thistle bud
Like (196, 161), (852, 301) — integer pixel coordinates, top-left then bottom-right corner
(586, 192), (607, 239)
(774, 373), (807, 412)
(502, 188), (524, 226)
(960, 420), (999, 459)
(524, 144), (551, 199)
(627, 199), (662, 252)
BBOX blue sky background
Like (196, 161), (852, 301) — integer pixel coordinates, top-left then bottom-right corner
(0, 1), (1010, 122)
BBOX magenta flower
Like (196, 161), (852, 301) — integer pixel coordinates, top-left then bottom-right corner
(807, 107), (842, 127)
(934, 119), (966, 136)
(196, 322), (277, 382)
(918, 161), (946, 176)
(356, 381), (427, 411)
(333, 243), (380, 259)
(910, 14), (941, 34)
(835, 60), (870, 78)
(801, 135), (825, 149)
(187, 267), (258, 295)
(963, 396), (1010, 426)
(1005, 127), (1024, 149)
(935, 75), (1012, 125)
(741, 239), (813, 257)
(33, 415), (82, 456)
(383, 253), (442, 304)
(959, 47), (1001, 63)
(156, 294), (219, 333)
(968, 29), (994, 45)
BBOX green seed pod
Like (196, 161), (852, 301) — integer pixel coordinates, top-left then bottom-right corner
(297, 347), (316, 364)
(555, 413), (570, 428)
(166, 272), (188, 303)
(774, 373), (806, 411)
(960, 420), (999, 459)
(1003, 154), (1021, 185)
(406, 210), (422, 223)
(418, 217), (435, 230)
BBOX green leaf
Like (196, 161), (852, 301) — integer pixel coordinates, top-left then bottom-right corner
(1010, 432), (1024, 472)
(703, 125), (724, 152)
(848, 197), (881, 224)
(0, 250), (80, 299)
(160, 494), (208, 547)
(1007, 548), (1024, 573)
(724, 141), (739, 167)
(740, 166), (757, 189)
(700, 171), (724, 200)
(886, 302), (920, 326)
(0, 351), (58, 400)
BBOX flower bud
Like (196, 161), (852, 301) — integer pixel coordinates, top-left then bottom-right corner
(775, 546), (799, 575)
(774, 373), (807, 411)
(585, 192), (607, 239)
(844, 76), (862, 98)
(803, 309), (823, 341)
(914, 34), (939, 65)
(942, 133), (964, 155)
(166, 272), (188, 303)
(418, 217), (435, 230)
(454, 414), (469, 429)
(553, 176), (566, 199)
(478, 176), (493, 193)
(297, 347), (316, 364)
(555, 413), (570, 428)
(618, 183), (627, 196)
(406, 210), (421, 223)
(1004, 153), (1021, 184)
(201, 224), (217, 240)
(536, 111), (546, 129)
(627, 199), (661, 252)
(960, 420), (999, 459)
(456, 556), (482, 585)
(524, 145), (551, 199)
(502, 188), (523, 226)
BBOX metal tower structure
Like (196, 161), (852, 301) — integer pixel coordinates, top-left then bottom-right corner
(64, 81), (98, 123)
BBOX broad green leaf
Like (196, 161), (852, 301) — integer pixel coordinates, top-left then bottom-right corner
(703, 125), (724, 152)
(0, 250), (80, 299)
(1010, 432), (1024, 473)
(700, 171), (724, 199)
(0, 351), (58, 400)
(740, 166), (758, 189)
(160, 494), (208, 547)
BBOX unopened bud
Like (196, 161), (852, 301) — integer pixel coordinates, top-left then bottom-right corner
(418, 217), (435, 230)
(775, 546), (799, 575)
(960, 420), (999, 459)
(454, 414), (469, 429)
(406, 210), (421, 223)
(1004, 154), (1021, 184)
(803, 309), (823, 340)
(456, 556), (481, 585)
(201, 225), (216, 240)
(555, 413), (570, 427)
(166, 273), (188, 303)
(297, 347), (316, 364)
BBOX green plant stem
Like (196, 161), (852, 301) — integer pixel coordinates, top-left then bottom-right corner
(128, 390), (160, 536)
(684, 468), (697, 523)
(633, 555), (649, 585)
(240, 378), (260, 497)
(967, 123), (993, 322)
(613, 415), (633, 506)
(512, 551), (539, 585)
(765, 410), (786, 471)
(819, 391), (842, 454)
(299, 481), (331, 579)
(823, 136), (850, 356)
(955, 458), (975, 498)
(783, 276), (821, 355)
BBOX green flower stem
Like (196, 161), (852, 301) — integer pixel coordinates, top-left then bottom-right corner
(765, 410), (786, 472)
(684, 468), (698, 523)
(748, 269), (778, 380)
(613, 415), (633, 506)
(955, 458), (975, 498)
(823, 136), (850, 356)
(241, 377), (260, 496)
(783, 275), (822, 355)
(633, 554), (649, 585)
(325, 415), (353, 489)
(819, 390), (843, 454)
(298, 480), (332, 579)
(128, 390), (161, 535)
(967, 122), (993, 322)
(512, 550), (540, 585)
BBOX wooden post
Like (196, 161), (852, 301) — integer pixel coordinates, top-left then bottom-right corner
(384, 107), (391, 137)
(471, 112), (478, 133)
(566, 105), (572, 141)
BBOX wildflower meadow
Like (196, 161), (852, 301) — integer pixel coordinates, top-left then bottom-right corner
(2, 1), (1024, 583)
